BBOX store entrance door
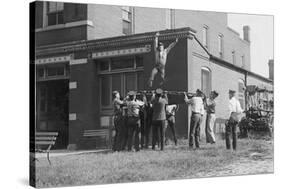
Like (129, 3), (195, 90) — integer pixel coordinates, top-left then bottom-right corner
(36, 79), (69, 149)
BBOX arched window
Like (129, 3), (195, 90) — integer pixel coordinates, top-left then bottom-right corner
(238, 79), (245, 109)
(201, 67), (212, 96)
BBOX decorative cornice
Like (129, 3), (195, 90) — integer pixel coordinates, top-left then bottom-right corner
(35, 27), (196, 56)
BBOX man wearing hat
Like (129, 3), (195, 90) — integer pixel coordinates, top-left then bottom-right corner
(126, 91), (145, 152)
(225, 89), (243, 150)
(184, 89), (205, 149)
(151, 88), (168, 150)
(205, 90), (219, 144)
(148, 32), (178, 87)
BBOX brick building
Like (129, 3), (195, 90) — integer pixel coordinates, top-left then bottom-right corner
(31, 1), (273, 150)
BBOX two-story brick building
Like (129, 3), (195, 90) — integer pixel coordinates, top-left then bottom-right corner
(30, 1), (273, 150)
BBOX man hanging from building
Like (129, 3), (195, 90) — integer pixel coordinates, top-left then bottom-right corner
(126, 91), (145, 152)
(205, 90), (219, 144)
(184, 89), (205, 149)
(148, 32), (178, 88)
(225, 90), (243, 151)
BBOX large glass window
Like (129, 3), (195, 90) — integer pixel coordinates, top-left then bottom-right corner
(47, 2), (64, 26)
(201, 67), (212, 96)
(98, 56), (144, 110)
(111, 57), (134, 70)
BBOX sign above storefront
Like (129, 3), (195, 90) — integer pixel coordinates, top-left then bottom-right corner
(35, 55), (72, 65)
(92, 45), (151, 59)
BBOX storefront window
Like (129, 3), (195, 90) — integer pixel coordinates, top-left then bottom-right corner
(111, 57), (134, 70)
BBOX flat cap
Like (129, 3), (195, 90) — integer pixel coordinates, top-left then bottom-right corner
(155, 88), (163, 95)
(196, 89), (203, 94)
(211, 90), (219, 97)
(128, 91), (136, 96)
(229, 89), (236, 94)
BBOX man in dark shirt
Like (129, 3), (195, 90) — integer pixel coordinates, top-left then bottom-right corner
(151, 88), (168, 150)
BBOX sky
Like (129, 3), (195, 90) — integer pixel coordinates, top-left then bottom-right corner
(227, 13), (274, 78)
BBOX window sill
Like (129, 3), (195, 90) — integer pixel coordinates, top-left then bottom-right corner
(35, 20), (94, 32)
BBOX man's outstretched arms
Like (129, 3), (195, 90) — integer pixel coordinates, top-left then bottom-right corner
(166, 38), (178, 54)
(154, 32), (160, 51)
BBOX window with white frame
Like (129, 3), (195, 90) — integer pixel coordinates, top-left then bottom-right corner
(218, 34), (223, 58)
(47, 2), (64, 26)
(122, 6), (133, 35)
(202, 26), (208, 49)
(238, 79), (245, 109)
(201, 67), (212, 96)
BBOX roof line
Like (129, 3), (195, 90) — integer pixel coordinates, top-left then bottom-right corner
(190, 32), (272, 83)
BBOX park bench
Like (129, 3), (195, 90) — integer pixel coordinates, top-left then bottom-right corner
(81, 129), (112, 149)
(34, 132), (59, 165)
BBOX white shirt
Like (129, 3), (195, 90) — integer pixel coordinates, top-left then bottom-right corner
(166, 104), (177, 116)
(229, 97), (243, 117)
(185, 96), (205, 115)
(126, 100), (144, 117)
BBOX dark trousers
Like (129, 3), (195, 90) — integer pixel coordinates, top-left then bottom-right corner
(152, 120), (165, 150)
(165, 115), (177, 145)
(113, 115), (122, 151)
(120, 116), (128, 151)
(189, 113), (202, 148)
(145, 115), (152, 148)
(127, 117), (140, 151)
(225, 118), (238, 150)
(140, 111), (145, 148)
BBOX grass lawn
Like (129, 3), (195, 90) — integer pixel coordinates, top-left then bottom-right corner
(34, 138), (273, 188)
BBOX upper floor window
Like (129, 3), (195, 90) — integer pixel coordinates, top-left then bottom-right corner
(232, 50), (236, 65)
(241, 55), (245, 68)
(218, 34), (223, 58)
(201, 67), (212, 96)
(202, 25), (209, 49)
(122, 6), (132, 35)
(47, 2), (64, 26)
(238, 79), (245, 109)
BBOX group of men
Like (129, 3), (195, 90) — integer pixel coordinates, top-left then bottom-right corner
(112, 88), (243, 152)
(112, 88), (178, 152)
(111, 30), (243, 152)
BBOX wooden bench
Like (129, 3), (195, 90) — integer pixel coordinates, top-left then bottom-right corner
(34, 132), (58, 165)
(82, 129), (112, 149)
